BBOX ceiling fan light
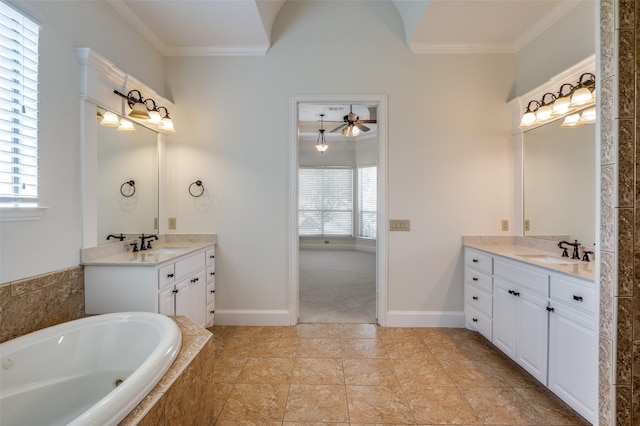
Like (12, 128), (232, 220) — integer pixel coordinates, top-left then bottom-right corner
(561, 113), (583, 128)
(100, 111), (120, 127)
(117, 119), (136, 132)
(129, 101), (150, 119)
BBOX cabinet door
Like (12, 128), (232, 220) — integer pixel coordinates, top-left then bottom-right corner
(492, 279), (517, 360)
(175, 279), (191, 317)
(189, 271), (206, 326)
(158, 286), (175, 316)
(548, 304), (597, 422)
(516, 291), (548, 384)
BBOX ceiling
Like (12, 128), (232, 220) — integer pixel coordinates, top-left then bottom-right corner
(106, 0), (584, 56)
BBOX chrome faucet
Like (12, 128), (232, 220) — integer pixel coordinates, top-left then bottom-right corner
(558, 240), (580, 259)
(139, 234), (159, 250)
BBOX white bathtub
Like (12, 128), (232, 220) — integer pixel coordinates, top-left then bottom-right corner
(0, 312), (181, 426)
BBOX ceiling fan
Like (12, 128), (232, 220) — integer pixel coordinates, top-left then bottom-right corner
(329, 105), (376, 136)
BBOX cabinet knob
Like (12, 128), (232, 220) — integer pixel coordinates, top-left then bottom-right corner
(210, 310), (215, 314)
(546, 306), (555, 313)
(472, 296), (478, 300)
(472, 277), (478, 281)
(209, 255), (215, 259)
(573, 295), (583, 302)
(508, 290), (514, 295)
(472, 318), (478, 322)
(513, 291), (520, 297)
(210, 289), (215, 294)
(210, 272), (215, 276)
(472, 259), (479, 263)
(167, 273), (174, 278)
(191, 277), (199, 283)
(172, 289), (179, 294)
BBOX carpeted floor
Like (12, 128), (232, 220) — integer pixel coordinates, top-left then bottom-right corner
(299, 249), (376, 323)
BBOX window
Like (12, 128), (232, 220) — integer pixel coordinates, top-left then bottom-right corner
(0, 2), (39, 207)
(358, 165), (377, 239)
(299, 167), (353, 236)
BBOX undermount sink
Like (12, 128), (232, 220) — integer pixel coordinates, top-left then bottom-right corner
(521, 254), (579, 265)
(145, 247), (189, 254)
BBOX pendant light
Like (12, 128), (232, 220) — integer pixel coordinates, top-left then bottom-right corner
(315, 114), (329, 153)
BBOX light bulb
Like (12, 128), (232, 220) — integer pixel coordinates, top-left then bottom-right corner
(519, 111), (537, 127)
(117, 119), (136, 132)
(147, 110), (162, 125)
(100, 111), (120, 127)
(536, 104), (553, 121)
(552, 96), (571, 115)
(579, 107), (596, 123)
(159, 117), (175, 133)
(571, 87), (593, 106)
(561, 113), (583, 128)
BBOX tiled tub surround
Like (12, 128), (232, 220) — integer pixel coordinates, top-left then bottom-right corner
(463, 236), (596, 281)
(120, 316), (215, 425)
(0, 266), (84, 343)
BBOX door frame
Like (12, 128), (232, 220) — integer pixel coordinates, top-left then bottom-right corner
(288, 94), (388, 325)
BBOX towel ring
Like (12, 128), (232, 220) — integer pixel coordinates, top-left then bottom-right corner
(189, 180), (204, 197)
(120, 180), (135, 197)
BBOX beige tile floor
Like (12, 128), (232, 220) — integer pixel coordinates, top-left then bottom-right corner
(207, 324), (590, 425)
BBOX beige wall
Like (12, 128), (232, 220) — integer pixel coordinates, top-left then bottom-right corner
(0, 1), (165, 283)
(164, 1), (515, 315)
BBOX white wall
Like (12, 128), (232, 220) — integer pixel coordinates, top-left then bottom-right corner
(164, 1), (515, 315)
(0, 1), (165, 283)
(515, 1), (596, 97)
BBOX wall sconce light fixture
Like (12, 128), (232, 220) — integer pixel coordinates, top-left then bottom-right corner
(520, 72), (596, 129)
(315, 114), (329, 153)
(114, 89), (176, 133)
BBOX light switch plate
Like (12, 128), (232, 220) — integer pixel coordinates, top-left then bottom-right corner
(501, 219), (509, 231)
(390, 219), (410, 231)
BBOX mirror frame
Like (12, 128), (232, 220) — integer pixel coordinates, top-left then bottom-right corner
(76, 48), (174, 248)
(508, 54), (596, 238)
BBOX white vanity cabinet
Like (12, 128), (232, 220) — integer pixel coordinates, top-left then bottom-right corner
(463, 249), (493, 340)
(463, 246), (597, 423)
(205, 247), (216, 327)
(492, 259), (549, 384)
(547, 274), (598, 421)
(85, 244), (215, 327)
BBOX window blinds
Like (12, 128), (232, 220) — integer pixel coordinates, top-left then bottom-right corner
(299, 167), (353, 236)
(0, 2), (38, 206)
(358, 165), (377, 239)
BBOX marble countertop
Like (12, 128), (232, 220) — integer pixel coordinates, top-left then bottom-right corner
(464, 238), (595, 282)
(81, 241), (214, 266)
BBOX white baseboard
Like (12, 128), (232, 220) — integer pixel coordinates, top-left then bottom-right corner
(214, 310), (291, 326)
(386, 311), (465, 327)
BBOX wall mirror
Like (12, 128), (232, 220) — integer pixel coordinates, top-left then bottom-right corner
(523, 111), (595, 245)
(96, 116), (158, 244)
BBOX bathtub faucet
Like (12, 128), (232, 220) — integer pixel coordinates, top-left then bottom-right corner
(139, 234), (159, 250)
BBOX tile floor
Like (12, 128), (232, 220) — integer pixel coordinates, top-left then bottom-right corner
(208, 323), (590, 425)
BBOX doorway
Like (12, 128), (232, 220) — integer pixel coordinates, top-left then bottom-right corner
(288, 95), (388, 325)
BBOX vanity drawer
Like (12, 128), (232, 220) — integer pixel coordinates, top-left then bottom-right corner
(158, 264), (176, 289)
(464, 267), (492, 294)
(465, 284), (492, 317)
(175, 252), (206, 281)
(207, 282), (216, 305)
(465, 305), (492, 341)
(494, 259), (549, 296)
(207, 266), (215, 283)
(206, 248), (215, 266)
(465, 249), (493, 275)
(206, 301), (215, 327)
(550, 275), (596, 314)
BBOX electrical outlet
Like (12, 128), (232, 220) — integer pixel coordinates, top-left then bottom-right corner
(525, 220), (530, 231)
(390, 219), (410, 231)
(168, 217), (177, 229)
(501, 219), (509, 231)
